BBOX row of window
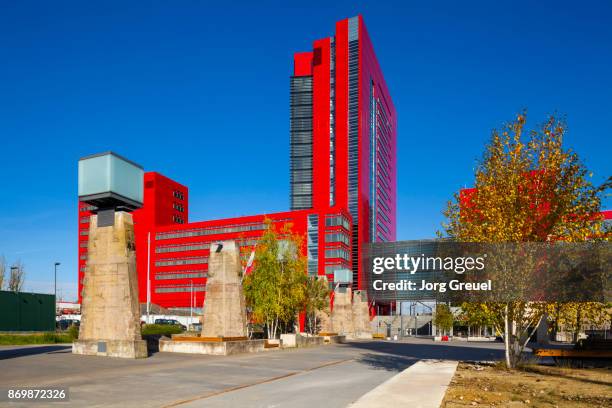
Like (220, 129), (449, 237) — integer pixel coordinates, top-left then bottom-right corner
(156, 223), (265, 240)
(157, 242), (209, 253)
(325, 232), (350, 245)
(325, 215), (350, 230)
(325, 248), (350, 261)
(79, 205), (96, 212)
(155, 285), (206, 294)
(155, 257), (208, 267)
(307, 214), (318, 276)
(173, 215), (185, 224)
(173, 203), (185, 213)
(156, 271), (206, 280)
(173, 190), (185, 200)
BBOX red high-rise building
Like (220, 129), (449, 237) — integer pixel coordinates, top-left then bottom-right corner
(78, 16), (395, 313)
(290, 15), (397, 290)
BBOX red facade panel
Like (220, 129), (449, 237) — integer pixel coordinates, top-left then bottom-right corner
(293, 52), (313, 76)
(312, 38), (331, 211)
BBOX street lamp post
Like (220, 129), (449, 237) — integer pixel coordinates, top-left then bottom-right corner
(54, 262), (61, 300)
(10, 266), (18, 292)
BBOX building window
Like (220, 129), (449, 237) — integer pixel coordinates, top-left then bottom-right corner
(324, 214), (350, 231)
(155, 257), (208, 267)
(325, 232), (350, 246)
(155, 285), (206, 294)
(307, 214), (319, 276)
(325, 248), (350, 261)
(156, 243), (210, 253)
(155, 271), (207, 280)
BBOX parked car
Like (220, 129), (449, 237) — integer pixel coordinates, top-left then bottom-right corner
(56, 319), (80, 331)
(154, 318), (186, 331)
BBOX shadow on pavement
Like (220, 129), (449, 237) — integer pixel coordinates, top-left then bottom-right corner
(357, 352), (418, 371)
(347, 340), (504, 366)
(0, 345), (72, 360)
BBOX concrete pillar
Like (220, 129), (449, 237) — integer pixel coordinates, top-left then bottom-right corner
(330, 287), (353, 335)
(73, 211), (147, 358)
(351, 290), (372, 338)
(201, 241), (247, 338)
(315, 276), (333, 334)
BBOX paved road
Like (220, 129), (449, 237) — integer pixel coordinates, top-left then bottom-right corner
(0, 338), (504, 407)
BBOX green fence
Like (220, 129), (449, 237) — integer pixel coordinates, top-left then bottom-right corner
(0, 291), (55, 331)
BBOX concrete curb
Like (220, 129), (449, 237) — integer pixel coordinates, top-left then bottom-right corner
(350, 359), (458, 408)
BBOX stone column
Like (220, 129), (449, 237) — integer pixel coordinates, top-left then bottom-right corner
(314, 276), (333, 334)
(352, 290), (372, 338)
(331, 287), (354, 335)
(201, 241), (247, 338)
(73, 211), (147, 358)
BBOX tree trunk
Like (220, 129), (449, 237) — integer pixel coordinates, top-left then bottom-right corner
(504, 304), (512, 368)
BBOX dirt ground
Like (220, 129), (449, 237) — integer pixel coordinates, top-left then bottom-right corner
(441, 362), (612, 407)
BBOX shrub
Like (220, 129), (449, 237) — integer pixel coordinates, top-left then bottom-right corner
(68, 324), (79, 340)
(141, 324), (183, 337)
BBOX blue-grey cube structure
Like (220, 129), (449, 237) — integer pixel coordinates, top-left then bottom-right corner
(334, 269), (353, 286)
(78, 152), (144, 211)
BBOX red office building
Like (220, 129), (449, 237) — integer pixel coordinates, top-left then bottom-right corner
(78, 16), (395, 312)
(149, 208), (351, 309)
(290, 15), (397, 290)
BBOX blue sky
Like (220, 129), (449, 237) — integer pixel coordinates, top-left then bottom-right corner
(0, 1), (610, 300)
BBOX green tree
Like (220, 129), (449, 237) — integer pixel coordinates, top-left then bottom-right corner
(243, 220), (307, 339)
(304, 277), (330, 334)
(443, 113), (606, 368)
(434, 304), (454, 335)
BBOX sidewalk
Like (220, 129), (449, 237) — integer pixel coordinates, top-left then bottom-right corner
(350, 360), (458, 408)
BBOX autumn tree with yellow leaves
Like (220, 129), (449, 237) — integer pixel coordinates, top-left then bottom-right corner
(443, 113), (609, 368)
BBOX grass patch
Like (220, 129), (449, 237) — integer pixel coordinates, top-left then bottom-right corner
(0, 332), (75, 345)
(442, 362), (612, 407)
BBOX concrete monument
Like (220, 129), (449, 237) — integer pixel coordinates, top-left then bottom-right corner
(73, 212), (147, 358)
(330, 287), (354, 335)
(160, 240), (265, 355)
(200, 240), (247, 338)
(73, 152), (147, 358)
(351, 290), (373, 339)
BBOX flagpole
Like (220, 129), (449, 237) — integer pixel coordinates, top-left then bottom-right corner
(146, 231), (151, 324)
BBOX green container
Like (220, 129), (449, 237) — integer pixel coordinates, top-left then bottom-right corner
(0, 291), (55, 331)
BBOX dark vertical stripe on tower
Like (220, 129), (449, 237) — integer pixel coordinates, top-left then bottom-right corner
(289, 75), (314, 210)
(347, 16), (359, 288)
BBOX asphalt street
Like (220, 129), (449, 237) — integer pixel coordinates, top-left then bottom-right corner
(0, 338), (504, 407)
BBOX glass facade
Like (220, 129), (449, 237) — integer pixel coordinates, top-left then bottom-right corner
(307, 214), (319, 276)
(290, 75), (314, 210)
(347, 16), (360, 287)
